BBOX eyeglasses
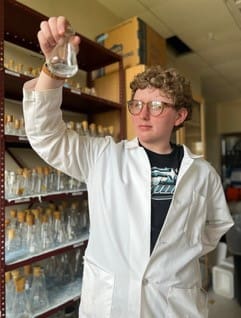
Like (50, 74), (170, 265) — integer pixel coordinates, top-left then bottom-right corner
(127, 100), (173, 117)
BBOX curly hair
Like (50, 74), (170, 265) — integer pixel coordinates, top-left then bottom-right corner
(130, 65), (193, 129)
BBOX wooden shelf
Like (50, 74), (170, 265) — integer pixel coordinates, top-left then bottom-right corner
(5, 234), (88, 271)
(4, 70), (121, 113)
(4, 0), (121, 72)
(1, 1), (125, 316)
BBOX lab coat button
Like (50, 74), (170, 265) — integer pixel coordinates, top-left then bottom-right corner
(142, 278), (148, 285)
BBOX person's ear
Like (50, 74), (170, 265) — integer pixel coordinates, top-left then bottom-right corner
(174, 108), (188, 126)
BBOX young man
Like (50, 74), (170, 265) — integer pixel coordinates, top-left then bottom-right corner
(23, 16), (233, 318)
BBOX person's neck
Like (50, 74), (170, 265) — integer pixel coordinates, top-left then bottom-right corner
(139, 141), (173, 154)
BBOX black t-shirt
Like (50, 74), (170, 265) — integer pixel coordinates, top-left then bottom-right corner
(142, 144), (184, 253)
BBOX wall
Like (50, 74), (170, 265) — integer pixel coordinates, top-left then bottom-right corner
(217, 99), (241, 134)
(205, 101), (220, 171)
(18, 0), (121, 40)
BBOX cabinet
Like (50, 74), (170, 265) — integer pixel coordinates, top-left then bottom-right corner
(177, 97), (206, 157)
(1, 0), (125, 317)
(221, 133), (241, 190)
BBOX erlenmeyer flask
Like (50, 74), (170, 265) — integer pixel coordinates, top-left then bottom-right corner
(46, 25), (78, 78)
(29, 266), (49, 313)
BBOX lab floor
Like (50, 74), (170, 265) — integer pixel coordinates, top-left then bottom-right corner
(208, 289), (241, 317)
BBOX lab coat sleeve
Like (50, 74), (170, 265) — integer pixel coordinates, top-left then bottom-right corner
(22, 78), (109, 182)
(201, 168), (234, 256)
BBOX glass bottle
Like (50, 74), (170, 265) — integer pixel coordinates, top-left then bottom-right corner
(73, 248), (83, 279)
(40, 213), (54, 250)
(6, 170), (17, 198)
(5, 114), (14, 135)
(15, 168), (25, 197)
(9, 209), (18, 229)
(97, 124), (104, 137)
(23, 264), (33, 295)
(25, 212), (40, 254)
(5, 228), (20, 253)
(36, 166), (44, 194)
(19, 116), (26, 136)
(22, 169), (31, 196)
(13, 118), (21, 136)
(16, 210), (26, 250)
(56, 170), (66, 192)
(46, 25), (78, 78)
(30, 168), (38, 195)
(89, 123), (97, 137)
(81, 120), (89, 136)
(76, 122), (83, 135)
(66, 214), (77, 241)
(53, 210), (67, 245)
(5, 271), (14, 316)
(81, 199), (89, 231)
(108, 125), (114, 138)
(29, 266), (49, 313)
(12, 276), (32, 318)
(47, 167), (55, 192)
(69, 202), (80, 237)
(42, 166), (50, 193)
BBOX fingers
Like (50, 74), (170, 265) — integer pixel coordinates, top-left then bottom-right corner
(38, 16), (72, 57)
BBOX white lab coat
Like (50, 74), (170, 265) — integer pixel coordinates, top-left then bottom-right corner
(23, 82), (233, 318)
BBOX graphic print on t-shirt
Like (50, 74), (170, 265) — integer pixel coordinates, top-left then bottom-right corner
(151, 166), (178, 201)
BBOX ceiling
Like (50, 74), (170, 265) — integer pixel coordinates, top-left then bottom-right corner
(96, 0), (241, 104)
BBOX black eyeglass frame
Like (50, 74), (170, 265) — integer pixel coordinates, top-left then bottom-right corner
(127, 99), (174, 117)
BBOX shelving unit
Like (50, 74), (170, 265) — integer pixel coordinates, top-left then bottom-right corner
(177, 97), (206, 157)
(1, 0), (125, 317)
(220, 132), (241, 188)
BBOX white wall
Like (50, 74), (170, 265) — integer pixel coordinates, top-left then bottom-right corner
(217, 99), (241, 134)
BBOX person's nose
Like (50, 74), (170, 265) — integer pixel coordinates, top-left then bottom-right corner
(139, 104), (150, 119)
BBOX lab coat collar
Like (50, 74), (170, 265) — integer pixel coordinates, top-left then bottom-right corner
(125, 138), (203, 160)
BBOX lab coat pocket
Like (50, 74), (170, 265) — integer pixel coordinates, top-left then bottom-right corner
(166, 286), (208, 318)
(80, 257), (114, 317)
(184, 191), (206, 246)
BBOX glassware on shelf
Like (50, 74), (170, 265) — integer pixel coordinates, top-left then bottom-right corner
(23, 265), (33, 295)
(22, 169), (31, 196)
(97, 124), (104, 137)
(46, 25), (78, 78)
(16, 210), (27, 249)
(12, 276), (32, 318)
(5, 170), (17, 198)
(5, 166), (85, 200)
(81, 199), (89, 231)
(67, 121), (75, 131)
(5, 271), (15, 316)
(81, 120), (89, 136)
(4, 114), (14, 134)
(25, 212), (40, 254)
(56, 170), (67, 192)
(40, 213), (54, 250)
(5, 228), (20, 253)
(9, 209), (18, 229)
(4, 113), (26, 136)
(69, 201), (81, 236)
(89, 123), (97, 137)
(53, 210), (67, 245)
(36, 166), (45, 194)
(55, 253), (75, 287)
(66, 214), (77, 241)
(76, 122), (83, 135)
(29, 266), (49, 313)
(72, 248), (84, 279)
